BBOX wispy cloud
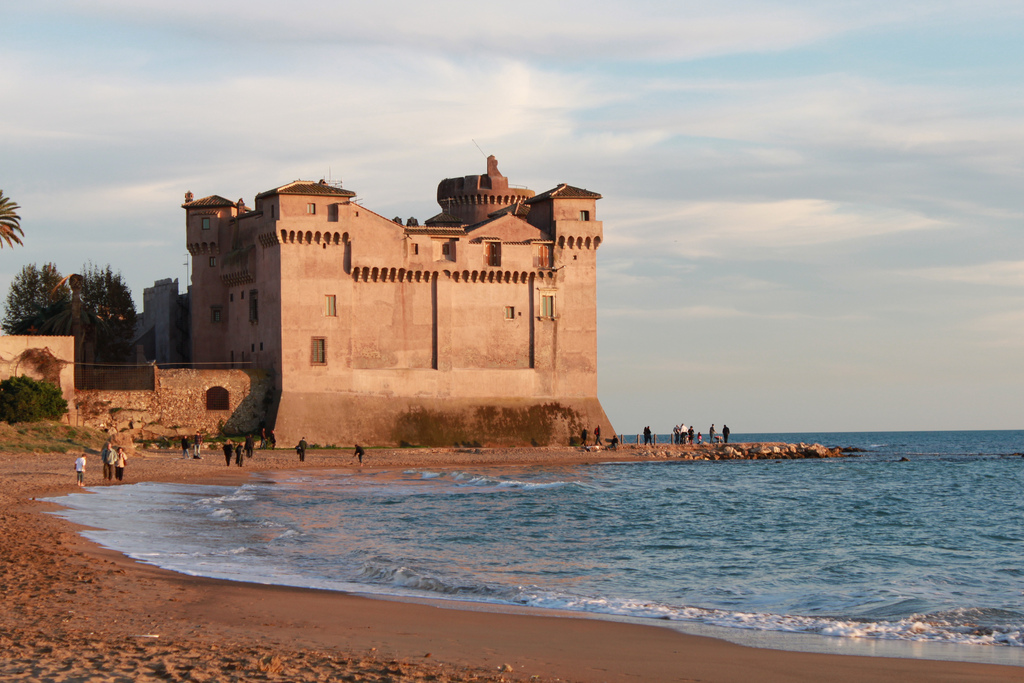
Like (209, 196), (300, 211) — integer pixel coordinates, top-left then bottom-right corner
(907, 261), (1024, 287)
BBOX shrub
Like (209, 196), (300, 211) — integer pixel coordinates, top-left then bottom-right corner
(0, 375), (68, 423)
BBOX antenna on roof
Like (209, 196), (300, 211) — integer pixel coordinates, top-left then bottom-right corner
(324, 166), (345, 189)
(471, 139), (487, 158)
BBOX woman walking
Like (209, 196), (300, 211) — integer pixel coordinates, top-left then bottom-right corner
(114, 447), (127, 482)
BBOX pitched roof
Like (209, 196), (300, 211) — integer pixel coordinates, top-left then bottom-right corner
(424, 212), (464, 227)
(256, 180), (356, 200)
(486, 203), (531, 220)
(524, 183), (602, 203)
(182, 194), (236, 209)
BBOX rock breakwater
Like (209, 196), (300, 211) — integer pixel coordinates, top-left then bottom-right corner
(622, 442), (845, 460)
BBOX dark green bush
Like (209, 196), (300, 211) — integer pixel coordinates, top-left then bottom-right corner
(0, 375), (68, 423)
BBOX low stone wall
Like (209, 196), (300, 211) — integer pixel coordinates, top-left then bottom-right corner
(76, 368), (273, 438)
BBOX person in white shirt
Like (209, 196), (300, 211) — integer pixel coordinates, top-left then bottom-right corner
(74, 454), (86, 487)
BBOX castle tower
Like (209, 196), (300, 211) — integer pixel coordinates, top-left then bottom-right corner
(436, 156), (535, 225)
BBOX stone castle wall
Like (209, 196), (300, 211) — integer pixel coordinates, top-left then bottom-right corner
(76, 368), (273, 438)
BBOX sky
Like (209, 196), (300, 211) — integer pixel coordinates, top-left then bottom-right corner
(2, 1), (1023, 433)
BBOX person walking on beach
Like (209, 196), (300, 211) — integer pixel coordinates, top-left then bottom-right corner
(643, 426), (652, 445)
(687, 426), (694, 444)
(114, 447), (127, 482)
(296, 437), (307, 462)
(722, 425), (730, 444)
(259, 426), (268, 449)
(268, 429), (276, 449)
(101, 442), (116, 481)
(709, 424), (717, 444)
(353, 444), (364, 466)
(580, 428), (588, 447)
(594, 425), (601, 446)
(181, 435), (190, 460)
(244, 433), (254, 459)
(223, 440), (234, 467)
(193, 432), (203, 459)
(235, 441), (244, 467)
(74, 453), (86, 487)
(697, 432), (703, 445)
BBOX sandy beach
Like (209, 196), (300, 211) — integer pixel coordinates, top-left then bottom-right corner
(3, 444), (1021, 682)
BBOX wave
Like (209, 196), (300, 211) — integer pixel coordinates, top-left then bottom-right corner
(339, 566), (1024, 647)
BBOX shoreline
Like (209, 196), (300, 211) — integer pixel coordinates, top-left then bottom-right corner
(5, 446), (1022, 681)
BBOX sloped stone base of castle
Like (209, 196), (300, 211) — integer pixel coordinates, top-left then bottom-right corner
(271, 393), (612, 448)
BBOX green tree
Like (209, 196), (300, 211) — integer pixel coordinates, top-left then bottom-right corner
(0, 375), (68, 423)
(0, 191), (24, 249)
(81, 262), (138, 362)
(2, 263), (70, 334)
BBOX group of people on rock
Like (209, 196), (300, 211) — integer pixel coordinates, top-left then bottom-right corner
(640, 424), (731, 445)
(73, 441), (128, 487)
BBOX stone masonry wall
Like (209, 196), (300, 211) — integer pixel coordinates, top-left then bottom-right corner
(76, 368), (273, 438)
(0, 336), (77, 422)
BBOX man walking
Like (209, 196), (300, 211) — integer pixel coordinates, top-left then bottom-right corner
(101, 441), (116, 481)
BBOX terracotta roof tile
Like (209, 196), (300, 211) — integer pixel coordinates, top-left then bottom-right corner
(182, 195), (236, 209)
(524, 183), (602, 203)
(256, 181), (356, 200)
(424, 212), (464, 226)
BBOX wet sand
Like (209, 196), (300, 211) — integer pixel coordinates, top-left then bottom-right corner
(3, 445), (1020, 682)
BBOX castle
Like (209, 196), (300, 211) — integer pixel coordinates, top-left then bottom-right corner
(183, 157), (612, 446)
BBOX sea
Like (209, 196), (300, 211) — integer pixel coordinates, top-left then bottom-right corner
(45, 430), (1024, 666)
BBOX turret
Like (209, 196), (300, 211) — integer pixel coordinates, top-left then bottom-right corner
(436, 156), (535, 225)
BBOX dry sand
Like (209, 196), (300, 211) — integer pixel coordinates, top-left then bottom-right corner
(2, 444), (1021, 682)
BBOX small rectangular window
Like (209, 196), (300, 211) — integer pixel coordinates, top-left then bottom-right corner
(202, 217), (211, 230)
(307, 203), (316, 215)
(534, 244), (553, 268)
(541, 294), (555, 319)
(486, 242), (501, 267)
(325, 294), (337, 317)
(249, 290), (258, 322)
(504, 306), (515, 320)
(311, 337), (327, 365)
(211, 307), (222, 323)
(579, 210), (590, 221)
(270, 205), (275, 219)
(413, 244), (419, 255)
(209, 256), (216, 267)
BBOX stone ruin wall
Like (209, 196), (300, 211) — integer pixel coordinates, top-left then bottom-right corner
(0, 336), (77, 420)
(76, 368), (273, 440)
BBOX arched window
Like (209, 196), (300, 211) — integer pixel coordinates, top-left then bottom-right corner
(206, 386), (229, 411)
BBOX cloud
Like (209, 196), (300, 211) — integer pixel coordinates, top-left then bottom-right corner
(907, 261), (1024, 287)
(602, 198), (944, 258)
